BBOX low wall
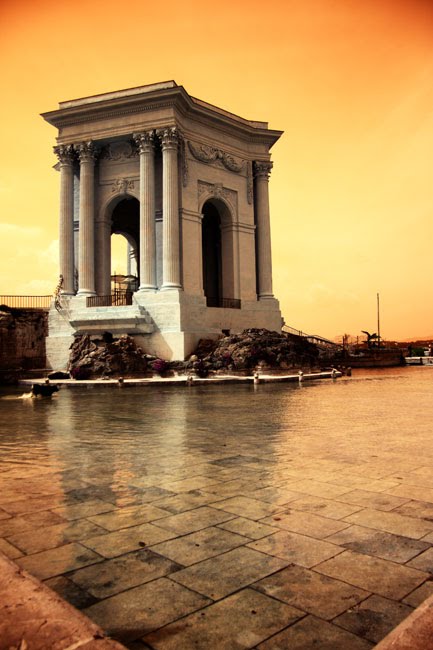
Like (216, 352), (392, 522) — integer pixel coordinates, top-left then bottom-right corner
(0, 307), (48, 375)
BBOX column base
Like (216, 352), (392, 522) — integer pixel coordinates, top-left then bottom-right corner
(258, 293), (275, 300)
(137, 286), (158, 293)
(76, 290), (96, 297)
(160, 284), (182, 291)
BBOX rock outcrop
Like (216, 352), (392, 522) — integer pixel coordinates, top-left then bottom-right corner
(190, 328), (320, 373)
(68, 334), (150, 379)
(67, 329), (322, 379)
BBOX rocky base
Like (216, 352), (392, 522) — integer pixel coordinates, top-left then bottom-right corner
(67, 329), (324, 379)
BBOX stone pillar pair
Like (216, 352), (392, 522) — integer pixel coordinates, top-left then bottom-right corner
(254, 161), (274, 299)
(134, 127), (181, 292)
(54, 141), (96, 297)
(56, 128), (182, 298)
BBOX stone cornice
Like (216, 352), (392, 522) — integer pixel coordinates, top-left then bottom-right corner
(41, 84), (283, 148)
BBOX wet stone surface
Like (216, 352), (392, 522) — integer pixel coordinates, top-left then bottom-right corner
(1, 371), (433, 648)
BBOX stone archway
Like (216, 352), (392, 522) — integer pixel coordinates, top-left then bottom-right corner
(201, 198), (236, 307)
(202, 202), (222, 306)
(110, 197), (140, 294)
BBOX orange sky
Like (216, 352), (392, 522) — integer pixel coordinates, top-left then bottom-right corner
(1, 0), (432, 340)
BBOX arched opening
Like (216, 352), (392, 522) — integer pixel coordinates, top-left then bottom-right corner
(201, 199), (239, 308)
(111, 197), (139, 298)
(202, 202), (222, 307)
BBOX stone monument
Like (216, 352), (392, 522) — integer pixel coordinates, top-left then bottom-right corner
(42, 81), (283, 367)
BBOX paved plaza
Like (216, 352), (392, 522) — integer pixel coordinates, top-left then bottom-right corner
(1, 378), (433, 648)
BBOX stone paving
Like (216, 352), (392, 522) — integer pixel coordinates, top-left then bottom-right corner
(1, 377), (433, 648)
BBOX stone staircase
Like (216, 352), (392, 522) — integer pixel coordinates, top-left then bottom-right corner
(46, 302), (154, 370)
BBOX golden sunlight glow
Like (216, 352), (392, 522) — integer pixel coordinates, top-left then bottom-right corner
(1, 0), (432, 339)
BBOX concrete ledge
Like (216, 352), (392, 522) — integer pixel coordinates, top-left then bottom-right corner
(19, 370), (341, 389)
(0, 552), (126, 650)
(374, 593), (433, 650)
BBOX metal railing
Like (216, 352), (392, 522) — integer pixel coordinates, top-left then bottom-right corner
(87, 290), (133, 308)
(0, 295), (52, 309)
(282, 324), (341, 349)
(206, 297), (241, 309)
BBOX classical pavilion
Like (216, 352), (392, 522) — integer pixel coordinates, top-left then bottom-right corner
(42, 81), (282, 367)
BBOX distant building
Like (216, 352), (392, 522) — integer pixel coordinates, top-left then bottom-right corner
(42, 81), (282, 366)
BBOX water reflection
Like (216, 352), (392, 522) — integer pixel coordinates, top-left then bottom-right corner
(1, 368), (432, 514)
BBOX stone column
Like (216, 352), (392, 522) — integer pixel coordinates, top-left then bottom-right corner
(134, 131), (156, 290)
(75, 141), (96, 296)
(159, 127), (181, 290)
(54, 144), (75, 295)
(254, 161), (274, 298)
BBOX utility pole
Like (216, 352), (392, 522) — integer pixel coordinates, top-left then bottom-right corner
(377, 292), (381, 348)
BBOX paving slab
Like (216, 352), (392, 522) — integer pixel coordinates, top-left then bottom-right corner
(170, 546), (288, 599)
(87, 504), (171, 531)
(16, 542), (103, 580)
(70, 549), (181, 598)
(7, 518), (107, 554)
(247, 529), (343, 567)
(260, 508), (350, 538)
(153, 505), (236, 534)
(210, 495), (281, 520)
(144, 588), (303, 649)
(334, 594), (414, 643)
(256, 614), (373, 649)
(150, 525), (248, 565)
(217, 516), (278, 539)
(253, 564), (369, 619)
(343, 508), (433, 539)
(288, 494), (362, 519)
(81, 522), (177, 558)
(315, 549), (429, 599)
(84, 577), (211, 642)
(336, 489), (410, 511)
(406, 547), (433, 572)
(325, 524), (431, 563)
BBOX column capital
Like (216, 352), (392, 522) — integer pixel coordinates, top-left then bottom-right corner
(54, 144), (75, 166)
(157, 126), (180, 150)
(133, 131), (155, 154)
(74, 141), (97, 164)
(254, 160), (273, 180)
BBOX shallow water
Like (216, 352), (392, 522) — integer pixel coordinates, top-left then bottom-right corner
(1, 367), (433, 648)
(1, 367), (432, 491)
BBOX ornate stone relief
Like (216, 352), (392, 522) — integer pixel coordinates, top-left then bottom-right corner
(100, 141), (138, 161)
(111, 178), (135, 194)
(247, 161), (254, 204)
(188, 141), (244, 173)
(198, 181), (237, 214)
(180, 137), (188, 187)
